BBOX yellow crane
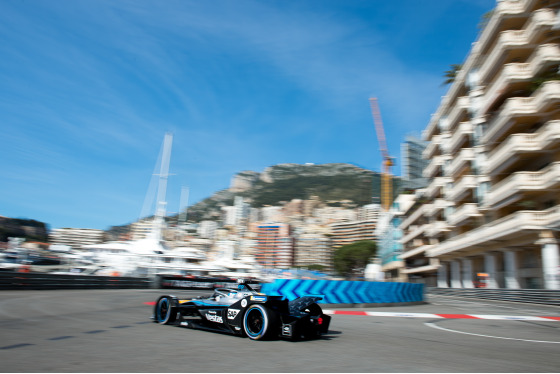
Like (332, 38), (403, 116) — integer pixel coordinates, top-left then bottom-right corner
(369, 97), (394, 211)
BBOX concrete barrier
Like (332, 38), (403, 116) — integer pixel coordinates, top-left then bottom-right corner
(427, 287), (560, 306)
(261, 279), (424, 306)
(0, 271), (150, 290)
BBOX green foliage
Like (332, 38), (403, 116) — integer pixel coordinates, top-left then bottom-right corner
(442, 64), (462, 86)
(0, 218), (49, 242)
(246, 174), (374, 207)
(185, 163), (404, 223)
(529, 69), (560, 93)
(333, 240), (377, 279)
(478, 10), (493, 31)
(306, 264), (326, 271)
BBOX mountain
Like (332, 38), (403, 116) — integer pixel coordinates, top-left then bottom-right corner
(186, 163), (405, 222)
(0, 217), (49, 243)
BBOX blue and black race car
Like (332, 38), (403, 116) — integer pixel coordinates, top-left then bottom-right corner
(152, 279), (331, 340)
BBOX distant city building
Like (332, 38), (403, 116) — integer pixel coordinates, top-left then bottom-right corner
(357, 204), (382, 221)
(329, 219), (377, 248)
(131, 218), (153, 240)
(260, 206), (284, 222)
(294, 224), (332, 271)
(401, 135), (429, 181)
(49, 228), (105, 250)
(375, 194), (415, 282)
(197, 220), (218, 239)
(254, 223), (294, 268)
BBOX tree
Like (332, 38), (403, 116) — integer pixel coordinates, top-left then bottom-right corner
(333, 240), (377, 279)
(442, 64), (462, 86)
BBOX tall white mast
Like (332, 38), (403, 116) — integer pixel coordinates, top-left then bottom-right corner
(151, 132), (173, 242)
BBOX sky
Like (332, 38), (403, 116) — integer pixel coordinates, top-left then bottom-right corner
(0, 0), (495, 231)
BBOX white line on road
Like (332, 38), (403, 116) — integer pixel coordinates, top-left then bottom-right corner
(424, 322), (560, 344)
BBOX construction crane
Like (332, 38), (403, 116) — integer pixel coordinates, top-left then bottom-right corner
(369, 97), (395, 211)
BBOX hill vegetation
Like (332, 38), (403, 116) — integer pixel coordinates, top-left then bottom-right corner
(187, 163), (404, 222)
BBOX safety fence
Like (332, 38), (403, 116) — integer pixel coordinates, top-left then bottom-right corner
(0, 271), (151, 290)
(261, 279), (425, 305)
(158, 276), (260, 290)
(427, 287), (560, 306)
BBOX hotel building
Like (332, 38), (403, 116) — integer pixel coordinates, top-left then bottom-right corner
(400, 0), (560, 289)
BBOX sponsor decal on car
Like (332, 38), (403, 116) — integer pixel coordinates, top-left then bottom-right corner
(204, 312), (224, 323)
(227, 309), (241, 320)
(241, 299), (247, 307)
(250, 296), (267, 302)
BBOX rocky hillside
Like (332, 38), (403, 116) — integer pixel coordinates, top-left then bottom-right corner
(0, 217), (49, 243)
(186, 163), (404, 222)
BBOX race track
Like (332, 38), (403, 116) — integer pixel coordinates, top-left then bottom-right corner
(0, 289), (559, 372)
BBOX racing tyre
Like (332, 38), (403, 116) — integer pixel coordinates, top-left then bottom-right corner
(243, 304), (277, 340)
(155, 296), (177, 325)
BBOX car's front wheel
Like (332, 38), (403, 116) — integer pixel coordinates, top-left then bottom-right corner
(242, 304), (277, 340)
(155, 296), (177, 324)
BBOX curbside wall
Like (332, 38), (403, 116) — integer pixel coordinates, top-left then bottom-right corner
(261, 279), (425, 305)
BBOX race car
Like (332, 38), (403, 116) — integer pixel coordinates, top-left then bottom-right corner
(152, 279), (331, 340)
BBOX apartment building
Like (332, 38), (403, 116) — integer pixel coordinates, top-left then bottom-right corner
(49, 228), (105, 250)
(294, 231), (332, 271)
(253, 223), (294, 268)
(401, 0), (560, 289)
(329, 219), (377, 248)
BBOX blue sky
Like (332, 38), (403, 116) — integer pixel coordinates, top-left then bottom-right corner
(1, 0), (494, 230)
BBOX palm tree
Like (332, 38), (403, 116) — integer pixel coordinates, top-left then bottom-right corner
(442, 64), (463, 86)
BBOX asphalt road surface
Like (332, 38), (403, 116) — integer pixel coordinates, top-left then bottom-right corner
(0, 288), (559, 372)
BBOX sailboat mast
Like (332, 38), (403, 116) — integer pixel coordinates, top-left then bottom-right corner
(151, 132), (173, 242)
(155, 132), (173, 219)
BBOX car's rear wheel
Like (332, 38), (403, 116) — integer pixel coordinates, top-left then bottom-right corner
(243, 304), (277, 340)
(155, 296), (177, 324)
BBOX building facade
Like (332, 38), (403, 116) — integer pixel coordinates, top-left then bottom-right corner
(49, 228), (105, 250)
(402, 0), (560, 289)
(401, 135), (429, 182)
(253, 223), (294, 268)
(329, 219), (377, 248)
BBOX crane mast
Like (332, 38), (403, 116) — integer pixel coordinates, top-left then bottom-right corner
(369, 97), (394, 211)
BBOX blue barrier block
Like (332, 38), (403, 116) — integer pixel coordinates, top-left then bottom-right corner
(260, 279), (424, 304)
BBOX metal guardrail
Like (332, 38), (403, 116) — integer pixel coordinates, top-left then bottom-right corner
(427, 287), (560, 306)
(0, 271), (151, 290)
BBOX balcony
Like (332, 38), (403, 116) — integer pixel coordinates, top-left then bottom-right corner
(446, 203), (482, 226)
(423, 155), (446, 178)
(400, 224), (429, 244)
(481, 81), (560, 145)
(425, 220), (450, 238)
(425, 177), (452, 199)
(428, 205), (560, 257)
(483, 162), (560, 208)
(445, 122), (473, 154)
(479, 30), (528, 84)
(445, 175), (478, 202)
(423, 134), (443, 159)
(426, 199), (451, 217)
(445, 148), (475, 177)
(399, 204), (431, 230)
(475, 0), (526, 61)
(484, 120), (560, 176)
(445, 97), (470, 132)
(401, 258), (440, 274)
(478, 8), (557, 84)
(400, 244), (434, 260)
(480, 44), (560, 115)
